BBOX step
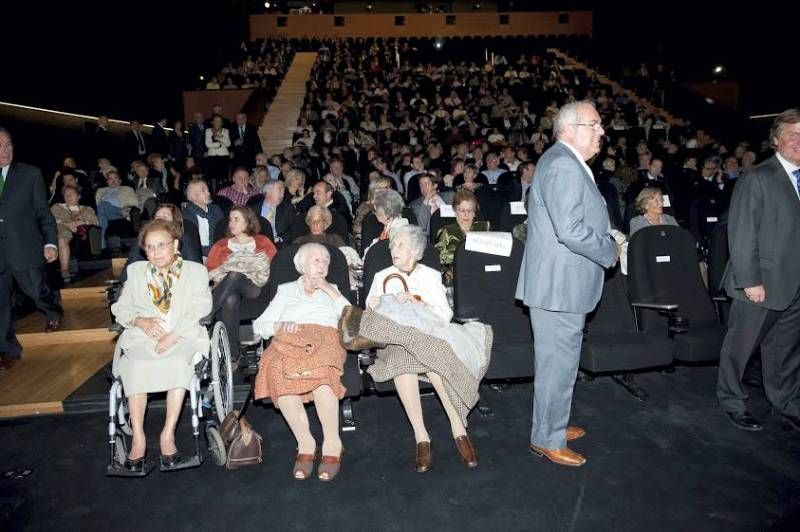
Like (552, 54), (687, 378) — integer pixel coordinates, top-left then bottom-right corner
(16, 298), (115, 348)
(0, 339), (115, 418)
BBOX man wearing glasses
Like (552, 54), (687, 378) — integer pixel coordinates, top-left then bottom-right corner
(516, 102), (620, 466)
(0, 127), (63, 370)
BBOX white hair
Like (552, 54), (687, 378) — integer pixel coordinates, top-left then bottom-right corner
(293, 242), (330, 274)
(262, 179), (284, 194)
(390, 225), (427, 261)
(553, 100), (596, 140)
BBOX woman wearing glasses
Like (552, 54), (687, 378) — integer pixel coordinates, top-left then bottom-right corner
(434, 190), (490, 282)
(111, 219), (213, 472)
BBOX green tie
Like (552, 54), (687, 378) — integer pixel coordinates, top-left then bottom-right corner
(0, 168), (5, 196)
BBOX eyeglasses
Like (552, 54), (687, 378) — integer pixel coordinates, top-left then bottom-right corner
(0, 143), (13, 151)
(144, 241), (175, 253)
(572, 122), (603, 131)
(456, 208), (476, 214)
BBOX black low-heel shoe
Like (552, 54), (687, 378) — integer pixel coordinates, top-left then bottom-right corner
(159, 452), (184, 469)
(124, 456), (146, 472)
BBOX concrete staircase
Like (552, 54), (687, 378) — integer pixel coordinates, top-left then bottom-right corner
(258, 52), (318, 156)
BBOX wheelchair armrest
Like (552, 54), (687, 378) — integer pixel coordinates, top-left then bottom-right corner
(453, 316), (480, 324)
(711, 295), (729, 323)
(199, 316), (214, 327)
(630, 302), (678, 332)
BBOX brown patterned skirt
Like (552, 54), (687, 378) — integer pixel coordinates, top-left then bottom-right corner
(363, 310), (492, 426)
(254, 324), (347, 405)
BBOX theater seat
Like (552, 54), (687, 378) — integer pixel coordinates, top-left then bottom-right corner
(627, 225), (725, 363)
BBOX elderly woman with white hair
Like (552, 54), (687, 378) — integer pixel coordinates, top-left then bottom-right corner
(363, 188), (408, 254)
(252, 243), (349, 481)
(341, 225), (492, 473)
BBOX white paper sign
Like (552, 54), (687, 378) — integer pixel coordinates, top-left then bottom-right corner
(656, 255), (671, 263)
(484, 264), (502, 272)
(706, 217), (718, 222)
(662, 194), (671, 207)
(509, 201), (526, 215)
(439, 204), (455, 217)
(465, 231), (513, 257)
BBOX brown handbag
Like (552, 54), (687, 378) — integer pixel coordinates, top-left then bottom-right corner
(219, 387), (263, 469)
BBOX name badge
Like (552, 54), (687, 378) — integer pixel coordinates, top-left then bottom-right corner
(485, 264), (502, 272)
(465, 232), (513, 257)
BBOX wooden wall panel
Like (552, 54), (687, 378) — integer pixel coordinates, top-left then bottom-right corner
(249, 11), (592, 39)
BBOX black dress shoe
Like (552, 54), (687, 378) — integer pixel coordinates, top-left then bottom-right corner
(781, 413), (800, 432)
(160, 452), (183, 469)
(726, 411), (763, 432)
(124, 456), (146, 472)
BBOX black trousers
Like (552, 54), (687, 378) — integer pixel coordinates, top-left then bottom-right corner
(210, 272), (261, 355)
(717, 291), (800, 416)
(0, 266), (64, 358)
(205, 156), (230, 194)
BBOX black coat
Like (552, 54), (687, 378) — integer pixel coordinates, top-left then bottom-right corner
(246, 196), (293, 243)
(229, 124), (263, 167)
(0, 162), (58, 272)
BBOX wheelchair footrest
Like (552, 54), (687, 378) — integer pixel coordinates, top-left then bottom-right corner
(106, 460), (156, 478)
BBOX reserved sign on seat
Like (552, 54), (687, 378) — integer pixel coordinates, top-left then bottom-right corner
(465, 231), (513, 257)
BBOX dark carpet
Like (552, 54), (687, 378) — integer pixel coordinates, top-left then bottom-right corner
(2, 366), (799, 531)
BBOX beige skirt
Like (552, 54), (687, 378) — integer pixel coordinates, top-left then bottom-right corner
(113, 337), (200, 396)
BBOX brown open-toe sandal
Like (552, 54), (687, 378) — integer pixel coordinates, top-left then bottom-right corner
(317, 449), (344, 481)
(293, 451), (317, 480)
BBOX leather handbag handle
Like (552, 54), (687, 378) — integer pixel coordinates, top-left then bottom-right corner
(382, 272), (422, 301)
(382, 273), (409, 294)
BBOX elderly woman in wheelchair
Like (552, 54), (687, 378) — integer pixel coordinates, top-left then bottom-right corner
(110, 219), (213, 474)
(341, 224), (492, 473)
(252, 243), (350, 481)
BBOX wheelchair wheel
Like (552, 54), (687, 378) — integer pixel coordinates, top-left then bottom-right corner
(205, 426), (227, 467)
(210, 322), (234, 424)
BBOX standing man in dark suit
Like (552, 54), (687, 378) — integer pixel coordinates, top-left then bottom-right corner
(91, 114), (115, 162)
(230, 113), (263, 169)
(717, 109), (800, 431)
(0, 127), (63, 370)
(516, 102), (620, 466)
(187, 112), (206, 169)
(124, 120), (148, 165)
(150, 118), (170, 157)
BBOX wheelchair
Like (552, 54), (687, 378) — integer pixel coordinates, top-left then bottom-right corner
(106, 321), (234, 477)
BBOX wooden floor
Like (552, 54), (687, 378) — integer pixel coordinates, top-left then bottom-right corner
(0, 340), (115, 418)
(2, 267), (120, 418)
(258, 52), (318, 154)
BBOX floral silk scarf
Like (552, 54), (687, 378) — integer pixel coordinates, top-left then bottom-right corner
(146, 256), (183, 314)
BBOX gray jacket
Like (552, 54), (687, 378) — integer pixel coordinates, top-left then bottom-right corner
(516, 142), (617, 313)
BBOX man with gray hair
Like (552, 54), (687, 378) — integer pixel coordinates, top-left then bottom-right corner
(717, 108), (800, 432)
(516, 101), (620, 466)
(249, 179), (290, 244)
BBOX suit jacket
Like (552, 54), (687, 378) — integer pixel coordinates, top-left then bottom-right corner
(125, 131), (149, 162)
(722, 156), (800, 311)
(187, 123), (206, 158)
(0, 162), (58, 271)
(515, 142), (617, 313)
(229, 123), (263, 164)
(247, 196), (292, 242)
(150, 124), (169, 157)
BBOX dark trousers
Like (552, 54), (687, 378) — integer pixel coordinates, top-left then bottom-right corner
(205, 156), (230, 194)
(210, 272), (261, 354)
(0, 266), (64, 358)
(717, 292), (800, 417)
